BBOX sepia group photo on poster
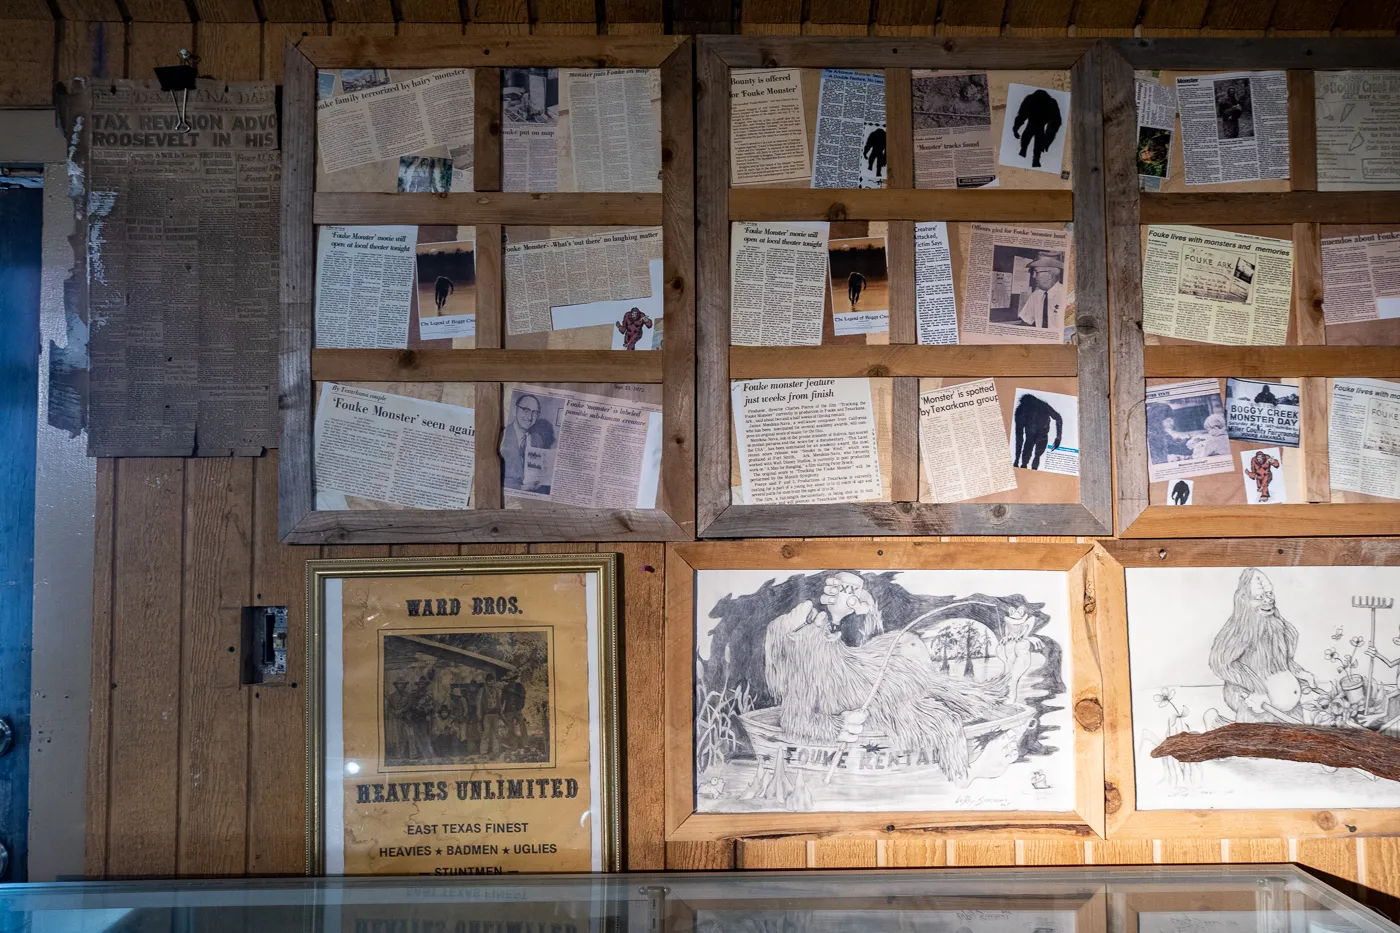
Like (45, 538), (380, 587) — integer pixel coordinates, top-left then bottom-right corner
(309, 555), (620, 875)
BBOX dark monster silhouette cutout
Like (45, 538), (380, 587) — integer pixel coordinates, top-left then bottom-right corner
(1012, 89), (1063, 169)
(1170, 480), (1191, 505)
(1013, 393), (1063, 471)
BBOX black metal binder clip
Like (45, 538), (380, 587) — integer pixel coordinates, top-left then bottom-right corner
(154, 49), (199, 134)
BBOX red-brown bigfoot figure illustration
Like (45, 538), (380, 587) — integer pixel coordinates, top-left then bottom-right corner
(616, 307), (653, 350)
(1245, 449), (1280, 501)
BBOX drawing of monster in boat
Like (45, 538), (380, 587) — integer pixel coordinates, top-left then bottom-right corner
(694, 569), (1072, 813)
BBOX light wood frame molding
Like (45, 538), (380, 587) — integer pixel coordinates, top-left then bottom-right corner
(1096, 537), (1400, 839)
(663, 539), (1107, 844)
(1102, 39), (1400, 538)
(695, 37), (1115, 538)
(279, 36), (695, 544)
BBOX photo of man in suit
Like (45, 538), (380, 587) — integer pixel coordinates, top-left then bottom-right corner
(1015, 255), (1066, 329)
(500, 392), (558, 493)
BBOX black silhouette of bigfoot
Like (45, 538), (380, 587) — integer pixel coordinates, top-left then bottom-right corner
(1013, 393), (1063, 470)
(1170, 480), (1191, 505)
(864, 126), (887, 179)
(1012, 89), (1063, 169)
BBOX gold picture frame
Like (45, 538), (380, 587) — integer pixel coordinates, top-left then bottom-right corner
(306, 554), (621, 875)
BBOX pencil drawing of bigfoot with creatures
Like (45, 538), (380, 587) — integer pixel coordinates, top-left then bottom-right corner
(694, 569), (1073, 813)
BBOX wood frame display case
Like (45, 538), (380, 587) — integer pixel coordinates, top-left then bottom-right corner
(695, 37), (1114, 538)
(1097, 537), (1400, 839)
(278, 36), (695, 544)
(1104, 39), (1400, 538)
(663, 539), (1106, 843)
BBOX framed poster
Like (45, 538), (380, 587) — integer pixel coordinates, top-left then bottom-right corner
(306, 554), (620, 874)
(665, 540), (1105, 841)
(1100, 539), (1400, 837)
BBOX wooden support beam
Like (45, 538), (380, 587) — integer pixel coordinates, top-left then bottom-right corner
(312, 348), (664, 383)
(729, 188), (1075, 221)
(314, 191), (663, 225)
(1143, 345), (1400, 378)
(730, 345), (1079, 378)
(298, 35), (682, 68)
(1140, 191), (1400, 224)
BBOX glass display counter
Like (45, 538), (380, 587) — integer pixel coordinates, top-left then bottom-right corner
(0, 864), (1391, 933)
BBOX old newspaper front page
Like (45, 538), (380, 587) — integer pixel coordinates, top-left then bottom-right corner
(501, 384), (661, 509)
(316, 226), (417, 348)
(914, 221), (958, 344)
(323, 566), (603, 874)
(1321, 231), (1400, 324)
(1316, 71), (1400, 191)
(729, 68), (809, 185)
(732, 378), (883, 504)
(313, 383), (475, 511)
(504, 229), (662, 335)
(1176, 70), (1289, 185)
(961, 224), (1072, 345)
(812, 69), (886, 189)
(503, 68), (559, 192)
(730, 221), (830, 346)
(912, 71), (996, 190)
(564, 68), (661, 192)
(918, 379), (1016, 502)
(1142, 224), (1293, 345)
(317, 68), (474, 176)
(1331, 378), (1400, 499)
(84, 79), (280, 456)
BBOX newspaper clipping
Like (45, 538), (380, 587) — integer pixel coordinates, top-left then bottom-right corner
(1321, 231), (1400, 324)
(314, 383), (475, 510)
(317, 68), (474, 176)
(1330, 378), (1400, 500)
(733, 378), (883, 504)
(1000, 83), (1070, 176)
(1225, 377), (1300, 447)
(918, 379), (1016, 502)
(730, 221), (830, 346)
(1176, 70), (1289, 185)
(911, 71), (996, 189)
(1142, 224), (1293, 345)
(1135, 75), (1176, 191)
(812, 69), (886, 189)
(1316, 71), (1400, 191)
(1145, 379), (1233, 482)
(914, 221), (959, 345)
(501, 384), (661, 509)
(829, 236), (889, 335)
(730, 69), (810, 186)
(504, 228), (662, 335)
(503, 67), (558, 192)
(962, 224), (1071, 345)
(83, 79), (281, 456)
(315, 225), (417, 348)
(1011, 388), (1078, 476)
(565, 68), (661, 193)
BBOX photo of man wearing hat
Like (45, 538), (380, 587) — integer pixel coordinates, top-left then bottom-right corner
(1016, 253), (1066, 330)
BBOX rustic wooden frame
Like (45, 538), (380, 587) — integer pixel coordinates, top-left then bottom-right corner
(1103, 39), (1400, 538)
(279, 37), (695, 544)
(695, 37), (1114, 538)
(664, 539), (1106, 843)
(1096, 538), (1400, 839)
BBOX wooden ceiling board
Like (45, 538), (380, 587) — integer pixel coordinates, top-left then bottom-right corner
(328, 19), (395, 32)
(606, 0), (663, 22)
(58, 20), (124, 82)
(1203, 0), (1279, 29)
(940, 0), (1008, 27)
(259, 0), (329, 20)
(534, 0), (597, 20)
(531, 20), (598, 31)
(397, 20), (465, 32)
(126, 22), (194, 76)
(1334, 0), (1400, 31)
(122, 0), (195, 20)
(197, 21), (262, 78)
(468, 0), (529, 22)
(0, 0), (53, 18)
(399, 0), (467, 20)
(193, 0), (262, 21)
(260, 22), (327, 82)
(1069, 0), (1143, 28)
(329, 0), (395, 20)
(1139, 0), (1206, 27)
(1005, 0), (1074, 27)
(875, 0), (937, 24)
(0, 19), (54, 104)
(668, 0), (733, 30)
(741, 0), (803, 23)
(1267, 0), (1342, 29)
(54, 0), (125, 18)
(807, 0), (873, 23)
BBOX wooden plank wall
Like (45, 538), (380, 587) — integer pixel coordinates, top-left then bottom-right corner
(6, 0), (1399, 915)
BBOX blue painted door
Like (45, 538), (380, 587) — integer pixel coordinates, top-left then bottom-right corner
(0, 180), (41, 882)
